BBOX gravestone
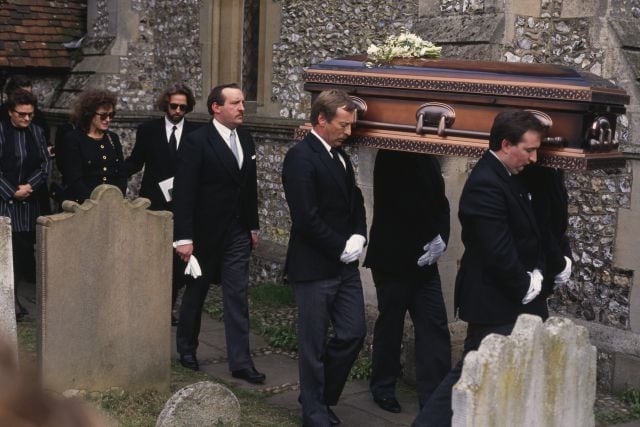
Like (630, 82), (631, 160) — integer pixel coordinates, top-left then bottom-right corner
(0, 217), (17, 355)
(155, 381), (241, 427)
(36, 185), (173, 392)
(452, 314), (596, 427)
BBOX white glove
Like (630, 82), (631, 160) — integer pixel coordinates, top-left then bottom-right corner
(417, 234), (447, 267)
(554, 256), (572, 285)
(184, 255), (202, 278)
(523, 268), (543, 304)
(340, 234), (366, 264)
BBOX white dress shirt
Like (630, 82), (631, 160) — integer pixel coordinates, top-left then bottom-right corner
(165, 117), (184, 148)
(213, 118), (244, 166)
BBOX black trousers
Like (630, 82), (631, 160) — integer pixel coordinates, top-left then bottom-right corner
(12, 230), (36, 314)
(294, 264), (366, 427)
(370, 268), (451, 407)
(171, 251), (187, 310)
(412, 322), (515, 427)
(176, 220), (254, 371)
(12, 230), (36, 283)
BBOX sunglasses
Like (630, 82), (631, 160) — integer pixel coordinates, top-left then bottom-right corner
(169, 103), (188, 111)
(95, 111), (116, 120)
(12, 110), (34, 118)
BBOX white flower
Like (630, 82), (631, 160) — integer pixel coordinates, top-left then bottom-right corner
(365, 31), (441, 65)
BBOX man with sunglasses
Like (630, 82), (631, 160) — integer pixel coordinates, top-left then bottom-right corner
(0, 90), (49, 320)
(125, 83), (199, 326)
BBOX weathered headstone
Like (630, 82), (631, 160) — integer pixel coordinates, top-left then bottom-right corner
(36, 185), (173, 392)
(155, 381), (241, 427)
(452, 314), (596, 427)
(0, 217), (17, 355)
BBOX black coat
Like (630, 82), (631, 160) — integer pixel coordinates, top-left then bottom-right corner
(62, 128), (127, 201)
(125, 118), (199, 211)
(454, 151), (547, 324)
(173, 122), (259, 283)
(282, 132), (367, 282)
(364, 150), (450, 274)
(519, 165), (571, 273)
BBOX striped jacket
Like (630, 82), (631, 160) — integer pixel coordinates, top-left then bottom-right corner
(0, 120), (50, 232)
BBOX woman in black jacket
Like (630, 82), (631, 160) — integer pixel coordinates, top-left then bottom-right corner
(62, 89), (126, 202)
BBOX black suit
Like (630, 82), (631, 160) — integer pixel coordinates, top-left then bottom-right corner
(519, 165), (571, 296)
(173, 121), (259, 371)
(363, 150), (451, 406)
(125, 117), (199, 311)
(415, 151), (547, 427)
(125, 118), (199, 210)
(282, 132), (367, 426)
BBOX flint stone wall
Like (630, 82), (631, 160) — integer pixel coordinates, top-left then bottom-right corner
(453, 314), (596, 427)
(0, 217), (17, 354)
(37, 185), (173, 392)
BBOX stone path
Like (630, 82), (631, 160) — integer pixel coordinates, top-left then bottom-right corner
(170, 314), (419, 426)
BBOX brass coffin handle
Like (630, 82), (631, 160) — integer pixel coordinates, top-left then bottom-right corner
(415, 103), (456, 136)
(588, 116), (616, 150)
(349, 96), (367, 120)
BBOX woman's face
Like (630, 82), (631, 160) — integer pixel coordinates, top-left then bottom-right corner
(89, 105), (114, 134)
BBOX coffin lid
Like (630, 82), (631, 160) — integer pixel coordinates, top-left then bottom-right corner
(303, 56), (630, 106)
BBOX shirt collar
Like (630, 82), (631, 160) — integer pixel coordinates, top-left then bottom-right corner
(213, 118), (234, 141)
(489, 149), (512, 176)
(164, 117), (183, 131)
(311, 129), (333, 155)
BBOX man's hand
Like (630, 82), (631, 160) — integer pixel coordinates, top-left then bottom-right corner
(554, 256), (572, 286)
(13, 184), (33, 201)
(175, 243), (193, 263)
(417, 234), (447, 267)
(251, 231), (259, 250)
(340, 234), (366, 264)
(523, 268), (543, 304)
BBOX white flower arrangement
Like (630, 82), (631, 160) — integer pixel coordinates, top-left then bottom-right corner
(365, 32), (441, 66)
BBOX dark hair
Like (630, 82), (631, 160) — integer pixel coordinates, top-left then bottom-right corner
(6, 89), (37, 110)
(4, 75), (32, 96)
(206, 83), (240, 115)
(489, 110), (547, 151)
(310, 89), (356, 126)
(156, 82), (196, 113)
(70, 88), (117, 132)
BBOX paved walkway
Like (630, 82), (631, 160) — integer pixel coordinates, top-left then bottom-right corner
(170, 314), (420, 426)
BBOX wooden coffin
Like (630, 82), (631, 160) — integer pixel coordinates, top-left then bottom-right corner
(300, 56), (630, 170)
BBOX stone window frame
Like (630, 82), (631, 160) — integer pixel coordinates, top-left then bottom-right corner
(199, 0), (282, 117)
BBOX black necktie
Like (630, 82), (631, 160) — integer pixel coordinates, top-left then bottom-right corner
(169, 126), (177, 157)
(330, 147), (347, 182)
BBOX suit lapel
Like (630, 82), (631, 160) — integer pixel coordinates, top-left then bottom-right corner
(206, 123), (241, 183)
(308, 135), (349, 201)
(156, 119), (174, 174)
(486, 152), (540, 237)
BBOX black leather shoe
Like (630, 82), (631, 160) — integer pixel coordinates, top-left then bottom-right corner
(231, 367), (266, 384)
(179, 353), (199, 371)
(373, 395), (401, 413)
(327, 406), (341, 425)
